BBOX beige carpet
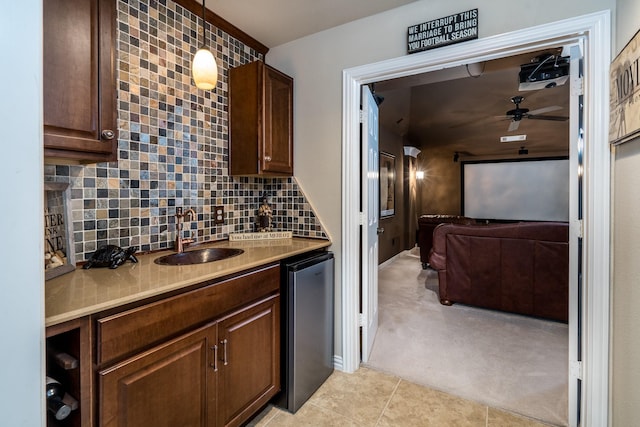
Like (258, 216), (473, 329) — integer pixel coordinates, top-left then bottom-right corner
(365, 249), (568, 426)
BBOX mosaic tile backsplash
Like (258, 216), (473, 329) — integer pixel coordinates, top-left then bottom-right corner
(44, 0), (327, 262)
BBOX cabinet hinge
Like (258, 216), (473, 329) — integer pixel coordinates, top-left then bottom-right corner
(358, 313), (366, 327)
(359, 110), (365, 123)
(570, 360), (583, 380)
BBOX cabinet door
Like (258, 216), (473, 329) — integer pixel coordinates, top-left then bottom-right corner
(217, 296), (280, 427)
(229, 61), (293, 176)
(43, 0), (117, 163)
(262, 66), (293, 175)
(99, 324), (217, 427)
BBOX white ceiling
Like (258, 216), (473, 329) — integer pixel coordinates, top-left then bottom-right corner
(209, 0), (420, 47)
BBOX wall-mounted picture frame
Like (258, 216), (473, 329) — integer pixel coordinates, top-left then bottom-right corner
(610, 28), (640, 145)
(380, 152), (396, 218)
(44, 182), (76, 280)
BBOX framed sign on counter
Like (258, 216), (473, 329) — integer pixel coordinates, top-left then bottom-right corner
(44, 182), (76, 280)
(380, 152), (396, 218)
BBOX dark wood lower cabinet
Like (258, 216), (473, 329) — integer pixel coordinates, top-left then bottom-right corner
(218, 297), (280, 427)
(98, 325), (216, 427)
(97, 294), (280, 427)
(47, 263), (282, 427)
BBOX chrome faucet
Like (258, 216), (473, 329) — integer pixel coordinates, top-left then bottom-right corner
(175, 207), (196, 253)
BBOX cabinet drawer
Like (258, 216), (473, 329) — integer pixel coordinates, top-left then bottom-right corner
(96, 263), (280, 366)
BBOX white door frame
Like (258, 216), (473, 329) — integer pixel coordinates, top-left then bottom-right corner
(341, 10), (611, 425)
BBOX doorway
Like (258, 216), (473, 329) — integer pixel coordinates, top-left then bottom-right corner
(340, 11), (610, 427)
(369, 44), (575, 425)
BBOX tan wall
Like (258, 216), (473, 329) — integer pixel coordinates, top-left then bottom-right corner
(612, 140), (640, 425)
(378, 127), (406, 263)
(612, 0), (640, 423)
(417, 148), (462, 215)
(404, 154), (419, 249)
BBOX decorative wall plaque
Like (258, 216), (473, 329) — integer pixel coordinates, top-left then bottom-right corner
(229, 231), (293, 241)
(407, 9), (478, 54)
(610, 28), (640, 145)
(44, 182), (76, 280)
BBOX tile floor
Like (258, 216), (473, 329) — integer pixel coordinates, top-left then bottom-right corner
(248, 367), (556, 427)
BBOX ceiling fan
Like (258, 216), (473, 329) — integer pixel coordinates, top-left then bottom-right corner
(500, 95), (568, 131)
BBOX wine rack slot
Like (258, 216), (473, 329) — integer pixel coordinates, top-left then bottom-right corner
(62, 393), (79, 411)
(48, 346), (79, 370)
(46, 317), (91, 427)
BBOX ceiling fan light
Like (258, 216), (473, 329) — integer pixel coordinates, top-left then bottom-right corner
(192, 48), (218, 90)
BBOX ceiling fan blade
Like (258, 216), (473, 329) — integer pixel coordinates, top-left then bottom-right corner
(508, 120), (520, 132)
(527, 105), (562, 116)
(527, 114), (569, 122)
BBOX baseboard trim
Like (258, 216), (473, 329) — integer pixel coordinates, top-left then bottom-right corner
(333, 355), (344, 371)
(378, 249), (412, 269)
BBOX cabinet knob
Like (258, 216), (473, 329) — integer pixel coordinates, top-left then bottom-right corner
(101, 130), (115, 140)
(264, 156), (272, 162)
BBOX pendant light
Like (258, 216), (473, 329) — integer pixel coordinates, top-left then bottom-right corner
(191, 0), (218, 90)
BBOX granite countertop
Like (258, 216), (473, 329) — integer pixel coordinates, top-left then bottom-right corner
(45, 238), (331, 327)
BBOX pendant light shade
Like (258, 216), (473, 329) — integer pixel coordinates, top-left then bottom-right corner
(193, 48), (218, 89)
(192, 0), (218, 90)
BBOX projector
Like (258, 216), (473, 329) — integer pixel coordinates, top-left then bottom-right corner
(518, 54), (569, 91)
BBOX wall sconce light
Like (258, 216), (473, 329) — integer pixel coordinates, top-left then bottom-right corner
(403, 146), (421, 158)
(191, 0), (218, 90)
(453, 152), (459, 162)
(416, 171), (425, 180)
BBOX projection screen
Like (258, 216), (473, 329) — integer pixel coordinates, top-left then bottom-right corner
(462, 158), (569, 222)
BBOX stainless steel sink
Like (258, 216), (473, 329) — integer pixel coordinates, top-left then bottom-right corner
(154, 247), (244, 266)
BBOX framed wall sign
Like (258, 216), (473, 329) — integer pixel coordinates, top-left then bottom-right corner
(610, 28), (640, 145)
(380, 152), (396, 218)
(407, 9), (478, 54)
(44, 182), (76, 280)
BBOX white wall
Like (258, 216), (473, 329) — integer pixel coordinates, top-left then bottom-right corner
(266, 0), (614, 358)
(611, 0), (640, 424)
(0, 1), (45, 426)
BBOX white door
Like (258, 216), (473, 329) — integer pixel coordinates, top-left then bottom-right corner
(361, 85), (379, 362)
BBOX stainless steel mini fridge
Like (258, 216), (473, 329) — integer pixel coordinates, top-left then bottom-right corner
(276, 251), (334, 413)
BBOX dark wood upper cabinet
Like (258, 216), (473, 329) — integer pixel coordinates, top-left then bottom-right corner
(43, 0), (117, 163)
(229, 61), (293, 176)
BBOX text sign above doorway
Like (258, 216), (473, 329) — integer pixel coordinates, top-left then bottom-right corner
(407, 9), (478, 54)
